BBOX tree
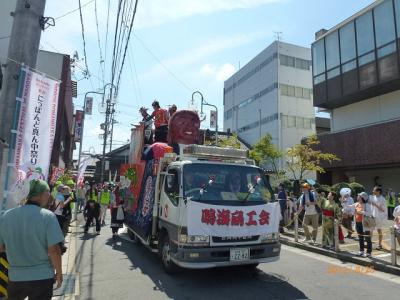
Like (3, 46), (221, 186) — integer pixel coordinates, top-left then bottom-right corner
(205, 133), (241, 149)
(285, 134), (340, 181)
(249, 134), (282, 173)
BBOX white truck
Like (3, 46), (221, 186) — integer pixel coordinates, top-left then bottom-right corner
(125, 143), (281, 274)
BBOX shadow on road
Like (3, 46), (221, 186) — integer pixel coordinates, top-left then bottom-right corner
(103, 236), (308, 300)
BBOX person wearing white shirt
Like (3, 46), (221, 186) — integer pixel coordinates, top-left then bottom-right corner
(340, 194), (355, 238)
(371, 186), (387, 250)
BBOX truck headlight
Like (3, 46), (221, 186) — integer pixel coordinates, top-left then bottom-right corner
(260, 233), (279, 243)
(179, 233), (209, 246)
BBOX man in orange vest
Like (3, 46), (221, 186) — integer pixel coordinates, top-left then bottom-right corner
(151, 100), (169, 142)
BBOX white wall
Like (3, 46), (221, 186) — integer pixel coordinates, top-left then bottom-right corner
(36, 50), (64, 80)
(331, 89), (400, 132)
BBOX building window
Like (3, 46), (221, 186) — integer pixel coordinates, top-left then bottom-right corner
(303, 118), (312, 129)
(374, 0), (396, 48)
(326, 31), (340, 70)
(280, 84), (288, 95)
(312, 39), (325, 75)
(296, 117), (304, 128)
(377, 42), (396, 58)
(225, 109), (233, 120)
(356, 11), (374, 56)
(287, 116), (296, 128)
(287, 85), (295, 97)
(339, 22), (356, 63)
(342, 60), (356, 73)
(295, 58), (311, 70)
(295, 87), (303, 98)
(358, 52), (375, 66)
(395, 0), (400, 37)
(327, 67), (340, 79)
(302, 88), (311, 99)
(281, 115), (288, 128)
(313, 73), (325, 85)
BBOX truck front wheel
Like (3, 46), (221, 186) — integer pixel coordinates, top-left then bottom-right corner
(160, 234), (178, 274)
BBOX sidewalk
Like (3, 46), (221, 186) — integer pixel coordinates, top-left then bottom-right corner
(280, 219), (400, 276)
(52, 219), (79, 300)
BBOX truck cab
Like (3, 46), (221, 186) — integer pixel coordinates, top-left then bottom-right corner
(155, 145), (281, 273)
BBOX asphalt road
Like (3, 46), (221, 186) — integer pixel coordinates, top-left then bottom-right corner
(74, 216), (398, 300)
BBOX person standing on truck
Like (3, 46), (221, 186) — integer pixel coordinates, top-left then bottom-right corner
(99, 184), (112, 226)
(139, 107), (153, 144)
(151, 100), (169, 143)
(168, 104), (177, 118)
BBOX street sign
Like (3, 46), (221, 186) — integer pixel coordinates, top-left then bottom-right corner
(105, 160), (110, 171)
(210, 110), (217, 128)
(85, 97), (93, 115)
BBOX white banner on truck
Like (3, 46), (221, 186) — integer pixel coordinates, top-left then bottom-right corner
(14, 68), (60, 180)
(187, 201), (280, 237)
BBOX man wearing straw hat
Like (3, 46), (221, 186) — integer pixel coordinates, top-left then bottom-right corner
(0, 179), (64, 299)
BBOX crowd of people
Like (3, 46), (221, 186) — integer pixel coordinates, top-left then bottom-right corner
(0, 178), (127, 299)
(278, 183), (400, 257)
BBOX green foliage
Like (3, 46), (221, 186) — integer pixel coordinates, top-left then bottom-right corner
(349, 182), (365, 195)
(249, 134), (282, 173)
(286, 135), (340, 181)
(204, 133), (241, 149)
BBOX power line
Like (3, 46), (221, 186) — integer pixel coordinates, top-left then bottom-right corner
(132, 32), (193, 93)
(94, 0), (105, 86)
(115, 0), (139, 94)
(55, 0), (95, 20)
(78, 0), (90, 76)
(104, 0), (111, 73)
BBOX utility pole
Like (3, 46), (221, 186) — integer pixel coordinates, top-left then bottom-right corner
(0, 0), (47, 201)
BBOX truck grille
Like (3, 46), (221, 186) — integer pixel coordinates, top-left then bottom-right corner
(212, 236), (259, 243)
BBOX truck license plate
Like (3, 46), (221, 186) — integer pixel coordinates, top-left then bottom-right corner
(230, 248), (250, 261)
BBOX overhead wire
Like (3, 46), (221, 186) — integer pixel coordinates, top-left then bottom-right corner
(132, 32), (193, 93)
(94, 0), (105, 87)
(78, 0), (90, 77)
(115, 0), (139, 95)
(54, 0), (95, 20)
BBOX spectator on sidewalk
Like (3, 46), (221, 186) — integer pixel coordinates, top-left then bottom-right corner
(99, 183), (112, 226)
(0, 179), (64, 299)
(354, 192), (373, 258)
(76, 184), (87, 213)
(61, 186), (75, 237)
(84, 197), (101, 235)
(321, 192), (341, 249)
(386, 188), (396, 220)
(340, 192), (355, 239)
(298, 183), (319, 244)
(394, 215), (400, 247)
(277, 184), (288, 233)
(110, 186), (125, 239)
(371, 186), (387, 250)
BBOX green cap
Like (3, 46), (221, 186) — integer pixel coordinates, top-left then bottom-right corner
(28, 179), (50, 199)
(66, 179), (75, 186)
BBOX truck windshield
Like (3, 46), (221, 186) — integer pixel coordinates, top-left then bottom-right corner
(183, 163), (272, 204)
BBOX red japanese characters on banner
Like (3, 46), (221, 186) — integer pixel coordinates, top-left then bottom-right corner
(188, 201), (280, 237)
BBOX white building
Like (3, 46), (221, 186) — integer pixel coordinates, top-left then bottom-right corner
(223, 41), (316, 169)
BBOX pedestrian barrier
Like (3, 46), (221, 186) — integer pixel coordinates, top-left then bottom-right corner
(294, 213), (299, 242)
(0, 253), (8, 299)
(390, 226), (397, 266)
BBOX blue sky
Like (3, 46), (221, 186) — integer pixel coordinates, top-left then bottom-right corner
(41, 0), (375, 156)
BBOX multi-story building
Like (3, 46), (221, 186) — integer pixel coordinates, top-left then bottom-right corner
(312, 0), (400, 191)
(223, 41), (316, 169)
